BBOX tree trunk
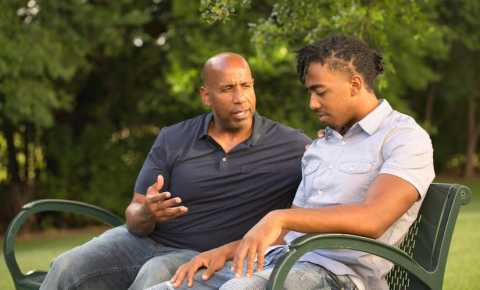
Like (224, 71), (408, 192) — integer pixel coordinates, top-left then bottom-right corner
(464, 94), (479, 178)
(24, 123), (30, 183)
(0, 120), (23, 232)
(424, 84), (436, 126)
(4, 120), (21, 184)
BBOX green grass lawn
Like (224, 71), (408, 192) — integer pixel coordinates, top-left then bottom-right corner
(440, 178), (480, 290)
(1, 178), (479, 290)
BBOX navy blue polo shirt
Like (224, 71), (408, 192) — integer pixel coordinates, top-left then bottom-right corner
(134, 112), (311, 252)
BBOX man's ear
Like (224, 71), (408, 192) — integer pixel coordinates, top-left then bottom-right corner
(350, 74), (363, 97)
(200, 86), (211, 106)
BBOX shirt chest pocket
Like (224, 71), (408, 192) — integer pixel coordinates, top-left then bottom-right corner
(338, 160), (375, 174)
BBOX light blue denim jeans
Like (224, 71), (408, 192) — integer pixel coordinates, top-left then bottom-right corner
(146, 247), (357, 290)
(39, 226), (198, 290)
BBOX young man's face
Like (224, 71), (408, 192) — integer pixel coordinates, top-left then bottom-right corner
(202, 60), (256, 132)
(304, 62), (356, 131)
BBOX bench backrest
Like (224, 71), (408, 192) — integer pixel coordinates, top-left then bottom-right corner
(387, 183), (471, 290)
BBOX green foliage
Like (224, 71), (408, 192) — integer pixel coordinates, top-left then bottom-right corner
(0, 0), (480, 223)
(205, 0), (450, 116)
(200, 0), (252, 24)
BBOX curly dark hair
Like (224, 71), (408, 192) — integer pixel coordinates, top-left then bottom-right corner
(296, 35), (384, 90)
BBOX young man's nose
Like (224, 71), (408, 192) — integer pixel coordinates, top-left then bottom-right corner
(309, 95), (321, 110)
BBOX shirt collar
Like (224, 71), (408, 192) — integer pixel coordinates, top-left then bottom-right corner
(199, 112), (213, 140)
(324, 99), (392, 140)
(357, 99), (392, 135)
(198, 112), (263, 146)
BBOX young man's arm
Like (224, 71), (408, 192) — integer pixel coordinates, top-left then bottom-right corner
(231, 173), (419, 277)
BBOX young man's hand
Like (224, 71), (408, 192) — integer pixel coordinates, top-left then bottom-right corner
(232, 211), (285, 278)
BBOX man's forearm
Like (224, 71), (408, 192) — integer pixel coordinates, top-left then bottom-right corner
(271, 175), (420, 239)
(125, 202), (156, 236)
(271, 204), (383, 239)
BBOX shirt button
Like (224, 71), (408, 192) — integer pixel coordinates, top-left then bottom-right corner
(222, 157), (227, 162)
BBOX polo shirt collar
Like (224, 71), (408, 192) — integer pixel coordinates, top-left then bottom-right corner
(198, 112), (263, 146)
(199, 112), (213, 140)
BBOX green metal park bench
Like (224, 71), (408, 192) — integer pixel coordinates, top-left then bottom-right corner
(3, 183), (471, 290)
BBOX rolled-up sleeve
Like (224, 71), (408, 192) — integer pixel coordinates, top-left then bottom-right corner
(380, 127), (435, 198)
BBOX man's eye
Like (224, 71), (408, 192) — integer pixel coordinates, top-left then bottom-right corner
(222, 86), (233, 92)
(242, 83), (252, 88)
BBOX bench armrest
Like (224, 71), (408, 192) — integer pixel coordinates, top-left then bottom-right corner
(267, 233), (435, 290)
(3, 199), (124, 282)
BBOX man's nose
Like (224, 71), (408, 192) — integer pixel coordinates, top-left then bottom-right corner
(232, 87), (246, 103)
(309, 94), (321, 110)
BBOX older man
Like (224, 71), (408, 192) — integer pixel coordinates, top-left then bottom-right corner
(39, 53), (310, 290)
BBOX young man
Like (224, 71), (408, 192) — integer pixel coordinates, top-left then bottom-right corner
(156, 36), (435, 290)
(39, 53), (310, 290)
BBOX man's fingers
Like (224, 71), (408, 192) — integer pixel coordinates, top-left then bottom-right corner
(203, 261), (220, 280)
(155, 206), (188, 222)
(171, 265), (188, 288)
(146, 191), (170, 203)
(187, 268), (195, 288)
(246, 244), (258, 278)
(187, 261), (204, 288)
(257, 246), (266, 273)
(158, 196), (183, 209)
(154, 175), (164, 191)
(317, 129), (325, 138)
(161, 206), (188, 216)
(232, 243), (248, 277)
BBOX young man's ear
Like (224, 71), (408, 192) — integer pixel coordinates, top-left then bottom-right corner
(200, 86), (211, 106)
(350, 74), (363, 97)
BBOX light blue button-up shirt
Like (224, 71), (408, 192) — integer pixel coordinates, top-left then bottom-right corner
(283, 99), (435, 290)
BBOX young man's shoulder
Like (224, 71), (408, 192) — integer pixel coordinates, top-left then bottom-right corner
(381, 109), (431, 141)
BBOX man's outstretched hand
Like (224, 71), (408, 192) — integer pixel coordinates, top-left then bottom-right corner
(144, 175), (188, 222)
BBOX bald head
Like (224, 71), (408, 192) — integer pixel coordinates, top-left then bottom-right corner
(201, 53), (252, 86)
(199, 52), (256, 133)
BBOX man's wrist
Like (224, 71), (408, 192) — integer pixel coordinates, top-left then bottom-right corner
(221, 240), (240, 259)
(267, 209), (288, 230)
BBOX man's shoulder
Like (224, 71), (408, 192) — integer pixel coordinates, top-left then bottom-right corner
(381, 110), (430, 139)
(155, 113), (207, 146)
(380, 110), (432, 151)
(163, 114), (205, 132)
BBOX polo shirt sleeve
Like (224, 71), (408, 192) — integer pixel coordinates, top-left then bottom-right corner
(134, 129), (171, 194)
(380, 127), (435, 198)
